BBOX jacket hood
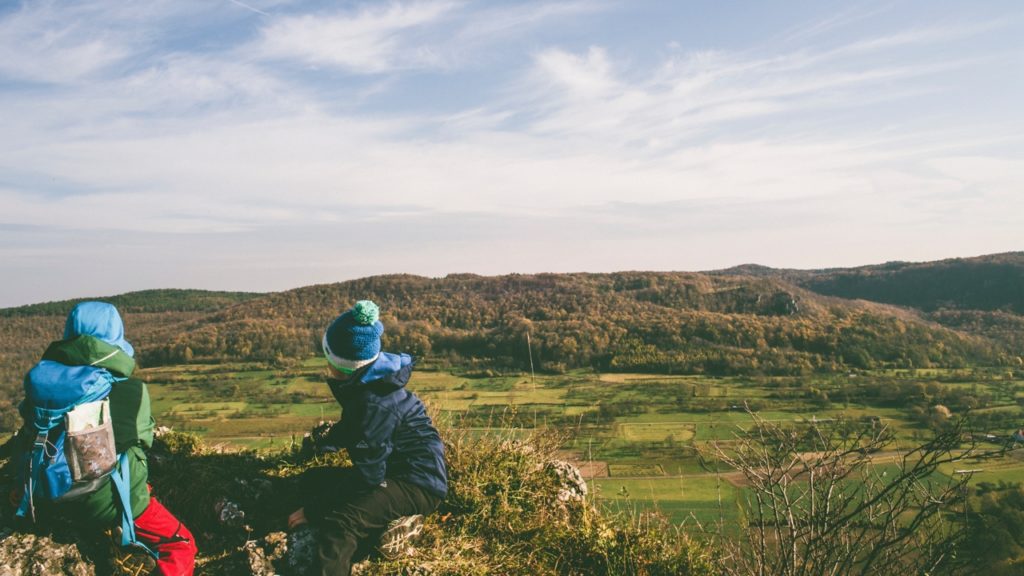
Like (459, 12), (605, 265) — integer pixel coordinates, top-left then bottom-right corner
(327, 352), (414, 399)
(42, 335), (136, 378)
(64, 301), (134, 358)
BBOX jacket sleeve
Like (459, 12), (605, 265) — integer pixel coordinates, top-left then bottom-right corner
(109, 378), (154, 452)
(339, 399), (399, 489)
(136, 382), (154, 450)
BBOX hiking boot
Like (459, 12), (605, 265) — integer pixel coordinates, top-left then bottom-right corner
(377, 514), (425, 560)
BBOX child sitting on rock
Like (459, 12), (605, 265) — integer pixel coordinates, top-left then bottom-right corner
(287, 300), (448, 575)
(11, 302), (197, 575)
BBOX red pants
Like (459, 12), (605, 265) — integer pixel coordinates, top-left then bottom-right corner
(133, 496), (198, 576)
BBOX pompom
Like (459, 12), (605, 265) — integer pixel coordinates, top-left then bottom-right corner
(351, 300), (380, 325)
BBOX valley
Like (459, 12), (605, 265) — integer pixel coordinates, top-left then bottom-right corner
(139, 359), (1024, 527)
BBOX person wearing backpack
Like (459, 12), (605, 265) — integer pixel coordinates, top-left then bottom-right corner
(11, 301), (198, 576)
(287, 300), (448, 576)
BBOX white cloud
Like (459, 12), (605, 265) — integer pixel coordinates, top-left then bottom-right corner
(0, 2), (131, 83)
(924, 156), (1024, 200)
(256, 1), (459, 73)
(776, 4), (894, 45)
(0, 0), (247, 84)
(452, 1), (608, 45)
(226, 0), (270, 17)
(515, 25), (988, 152)
(1, 12), (1018, 234)
(0, 1), (1021, 305)
(117, 54), (293, 112)
(253, 1), (609, 74)
(532, 46), (617, 99)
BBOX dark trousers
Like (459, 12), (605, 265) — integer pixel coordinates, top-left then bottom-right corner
(300, 467), (441, 576)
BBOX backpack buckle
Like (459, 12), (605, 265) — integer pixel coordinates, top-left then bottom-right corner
(34, 431), (58, 459)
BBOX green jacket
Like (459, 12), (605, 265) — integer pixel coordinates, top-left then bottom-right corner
(38, 336), (155, 526)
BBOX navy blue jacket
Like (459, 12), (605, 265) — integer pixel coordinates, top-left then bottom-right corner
(326, 352), (447, 499)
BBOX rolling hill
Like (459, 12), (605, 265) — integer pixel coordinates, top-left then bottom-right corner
(717, 252), (1024, 351)
(1, 253), (1021, 428)
(720, 252), (1024, 313)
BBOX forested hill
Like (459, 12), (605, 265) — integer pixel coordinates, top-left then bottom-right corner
(0, 289), (263, 317)
(718, 252), (1024, 313)
(2, 271), (1009, 385)
(716, 252), (1024, 353)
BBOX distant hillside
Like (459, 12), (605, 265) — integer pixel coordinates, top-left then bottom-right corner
(0, 289), (263, 317)
(716, 252), (1024, 351)
(1, 262), (1019, 428)
(130, 272), (1002, 376)
(719, 252), (1024, 313)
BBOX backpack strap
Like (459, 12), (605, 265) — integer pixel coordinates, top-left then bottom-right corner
(15, 431), (52, 521)
(110, 452), (158, 559)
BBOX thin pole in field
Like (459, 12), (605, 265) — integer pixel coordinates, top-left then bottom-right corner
(526, 331), (536, 385)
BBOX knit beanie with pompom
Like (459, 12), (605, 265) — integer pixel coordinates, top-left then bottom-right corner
(322, 300), (384, 373)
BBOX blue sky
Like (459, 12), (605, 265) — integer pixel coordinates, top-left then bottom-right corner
(0, 0), (1021, 307)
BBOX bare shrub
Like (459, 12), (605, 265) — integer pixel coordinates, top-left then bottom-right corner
(711, 412), (1007, 576)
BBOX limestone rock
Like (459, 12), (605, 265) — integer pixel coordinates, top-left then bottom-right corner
(544, 460), (587, 504)
(285, 526), (318, 576)
(0, 533), (94, 576)
(215, 498), (247, 527)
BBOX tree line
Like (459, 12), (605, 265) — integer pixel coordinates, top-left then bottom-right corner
(1, 271), (1019, 428)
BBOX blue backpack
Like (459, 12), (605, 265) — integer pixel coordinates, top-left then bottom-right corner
(16, 360), (156, 558)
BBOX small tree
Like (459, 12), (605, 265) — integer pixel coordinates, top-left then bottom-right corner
(710, 411), (1008, 576)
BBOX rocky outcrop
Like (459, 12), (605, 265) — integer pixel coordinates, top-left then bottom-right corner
(0, 532), (94, 576)
(544, 460), (588, 504)
(0, 424), (596, 575)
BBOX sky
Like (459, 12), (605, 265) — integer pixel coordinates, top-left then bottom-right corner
(0, 0), (1022, 307)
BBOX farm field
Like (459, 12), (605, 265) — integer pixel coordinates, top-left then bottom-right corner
(140, 360), (1024, 525)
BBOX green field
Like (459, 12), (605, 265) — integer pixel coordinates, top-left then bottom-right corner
(592, 476), (740, 526)
(139, 361), (1024, 528)
(938, 453), (1024, 486)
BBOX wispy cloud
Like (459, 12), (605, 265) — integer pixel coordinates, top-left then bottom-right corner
(253, 0), (608, 73)
(256, 1), (460, 73)
(0, 0), (1020, 306)
(0, 7), (1016, 227)
(516, 20), (996, 152)
(451, 1), (609, 46)
(532, 46), (617, 99)
(0, 1), (132, 83)
(226, 0), (270, 17)
(776, 3), (894, 45)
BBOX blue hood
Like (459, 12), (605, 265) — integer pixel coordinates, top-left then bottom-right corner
(328, 352), (414, 395)
(64, 301), (134, 358)
(358, 352), (414, 385)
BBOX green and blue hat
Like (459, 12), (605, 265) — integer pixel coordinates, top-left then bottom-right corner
(322, 300), (384, 373)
